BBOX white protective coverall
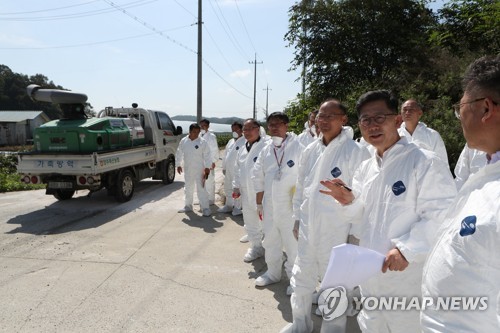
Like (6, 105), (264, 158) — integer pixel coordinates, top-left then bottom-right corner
(341, 137), (456, 332)
(284, 128), (369, 333)
(233, 137), (269, 249)
(201, 130), (219, 202)
(297, 128), (316, 148)
(398, 122), (449, 168)
(175, 136), (212, 209)
(252, 133), (302, 281)
(222, 136), (246, 207)
(453, 144), (487, 191)
(421, 157), (500, 332)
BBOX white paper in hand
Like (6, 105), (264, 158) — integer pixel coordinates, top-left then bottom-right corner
(320, 243), (385, 290)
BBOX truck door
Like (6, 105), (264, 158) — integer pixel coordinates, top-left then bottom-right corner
(154, 111), (180, 160)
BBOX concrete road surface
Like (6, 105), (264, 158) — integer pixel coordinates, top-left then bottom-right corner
(0, 166), (360, 332)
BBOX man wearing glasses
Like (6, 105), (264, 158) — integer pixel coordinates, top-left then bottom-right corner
(321, 90), (456, 332)
(398, 99), (449, 168)
(422, 55), (500, 332)
(233, 119), (269, 262)
(281, 99), (369, 333)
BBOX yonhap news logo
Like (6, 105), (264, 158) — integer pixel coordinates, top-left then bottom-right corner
(318, 286), (349, 320)
(317, 286), (488, 321)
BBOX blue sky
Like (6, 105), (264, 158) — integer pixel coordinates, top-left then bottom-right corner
(1, 1), (445, 120)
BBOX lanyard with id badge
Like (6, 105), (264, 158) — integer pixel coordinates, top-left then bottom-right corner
(273, 141), (286, 181)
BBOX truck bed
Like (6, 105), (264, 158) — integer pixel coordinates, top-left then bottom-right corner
(17, 145), (157, 175)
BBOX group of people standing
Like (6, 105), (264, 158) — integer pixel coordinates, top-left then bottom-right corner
(175, 55), (499, 332)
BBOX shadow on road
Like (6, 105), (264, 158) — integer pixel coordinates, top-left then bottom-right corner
(181, 210), (224, 233)
(6, 180), (183, 235)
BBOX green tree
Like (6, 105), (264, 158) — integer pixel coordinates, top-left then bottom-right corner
(0, 65), (65, 119)
(286, 0), (436, 104)
(431, 0), (500, 55)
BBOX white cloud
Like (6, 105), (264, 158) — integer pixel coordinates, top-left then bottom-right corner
(0, 33), (45, 48)
(230, 69), (251, 78)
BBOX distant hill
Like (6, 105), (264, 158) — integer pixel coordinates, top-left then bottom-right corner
(171, 115), (245, 125)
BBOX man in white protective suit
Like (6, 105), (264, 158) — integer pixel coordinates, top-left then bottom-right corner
(421, 55), (500, 332)
(199, 118), (219, 205)
(453, 143), (487, 191)
(233, 119), (269, 262)
(280, 99), (369, 333)
(217, 121), (245, 215)
(398, 99), (449, 168)
(175, 123), (212, 217)
(252, 112), (302, 292)
(298, 110), (318, 147)
(321, 90), (456, 332)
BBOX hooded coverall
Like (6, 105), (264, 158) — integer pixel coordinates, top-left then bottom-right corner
(283, 129), (369, 333)
(398, 122), (449, 168)
(453, 144), (487, 191)
(252, 133), (302, 281)
(233, 137), (269, 249)
(341, 138), (456, 332)
(222, 136), (246, 208)
(421, 157), (500, 332)
(175, 136), (212, 209)
(201, 130), (219, 202)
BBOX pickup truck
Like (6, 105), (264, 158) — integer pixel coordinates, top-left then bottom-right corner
(17, 85), (183, 202)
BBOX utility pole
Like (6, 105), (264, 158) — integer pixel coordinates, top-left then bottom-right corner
(196, 0), (202, 122)
(263, 85), (272, 119)
(249, 53), (263, 119)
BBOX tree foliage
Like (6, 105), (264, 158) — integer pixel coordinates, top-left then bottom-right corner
(285, 0), (499, 170)
(0, 65), (94, 119)
(432, 0), (500, 55)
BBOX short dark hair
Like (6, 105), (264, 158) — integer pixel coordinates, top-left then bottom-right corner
(231, 121), (243, 129)
(462, 55), (500, 101)
(355, 90), (399, 115)
(267, 111), (289, 124)
(189, 123), (201, 132)
(244, 118), (260, 127)
(309, 109), (319, 117)
(200, 118), (210, 126)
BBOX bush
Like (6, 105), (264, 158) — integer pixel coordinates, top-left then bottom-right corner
(216, 133), (232, 148)
(0, 154), (45, 192)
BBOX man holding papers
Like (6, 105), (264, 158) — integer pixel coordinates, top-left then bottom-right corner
(321, 90), (456, 332)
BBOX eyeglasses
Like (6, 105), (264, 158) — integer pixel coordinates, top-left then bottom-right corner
(316, 113), (344, 121)
(358, 114), (397, 127)
(452, 97), (498, 119)
(242, 126), (259, 132)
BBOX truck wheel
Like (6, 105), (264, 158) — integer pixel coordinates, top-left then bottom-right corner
(115, 169), (135, 202)
(162, 158), (175, 184)
(53, 189), (75, 201)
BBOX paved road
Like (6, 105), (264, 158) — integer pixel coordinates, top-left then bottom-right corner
(0, 166), (360, 332)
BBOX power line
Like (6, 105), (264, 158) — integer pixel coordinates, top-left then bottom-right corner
(0, 0), (157, 21)
(234, 0), (256, 53)
(0, 0), (100, 15)
(102, 0), (197, 55)
(203, 25), (252, 91)
(207, 0), (249, 62)
(101, 0), (252, 99)
(0, 25), (193, 50)
(171, 0), (196, 19)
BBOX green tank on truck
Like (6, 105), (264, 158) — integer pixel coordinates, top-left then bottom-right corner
(34, 117), (146, 153)
(17, 84), (182, 202)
